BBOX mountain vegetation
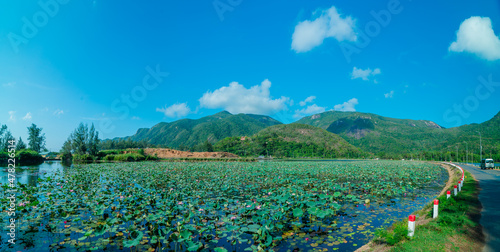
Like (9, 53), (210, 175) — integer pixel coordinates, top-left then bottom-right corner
(296, 111), (500, 161)
(215, 124), (366, 158)
(121, 111), (282, 148)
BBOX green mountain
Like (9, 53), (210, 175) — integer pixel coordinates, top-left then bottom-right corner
(296, 111), (500, 160)
(123, 111), (282, 148)
(215, 124), (365, 158)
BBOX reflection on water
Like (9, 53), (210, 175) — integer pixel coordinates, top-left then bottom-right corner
(0, 161), (71, 187)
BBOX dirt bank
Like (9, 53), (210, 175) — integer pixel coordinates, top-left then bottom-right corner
(144, 148), (239, 159)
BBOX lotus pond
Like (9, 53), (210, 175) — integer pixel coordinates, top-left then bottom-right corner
(1, 161), (447, 251)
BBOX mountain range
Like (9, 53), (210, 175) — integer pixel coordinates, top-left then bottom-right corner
(118, 110), (500, 159)
(123, 111), (281, 148)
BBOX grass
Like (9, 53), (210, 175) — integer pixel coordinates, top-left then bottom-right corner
(371, 168), (483, 251)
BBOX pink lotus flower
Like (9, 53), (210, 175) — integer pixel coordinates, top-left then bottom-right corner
(120, 196), (124, 199)
(256, 205), (261, 210)
(57, 183), (60, 185)
(60, 186), (63, 188)
(70, 190), (74, 192)
(246, 205), (251, 208)
(64, 221), (67, 224)
(178, 201), (183, 205)
(231, 216), (237, 220)
(305, 238), (309, 241)
(268, 192), (271, 195)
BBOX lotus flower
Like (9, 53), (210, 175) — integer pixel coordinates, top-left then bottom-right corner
(178, 201), (183, 205)
(231, 216), (237, 220)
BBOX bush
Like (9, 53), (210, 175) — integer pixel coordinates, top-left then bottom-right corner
(0, 152), (8, 162)
(144, 154), (158, 161)
(97, 150), (121, 159)
(73, 154), (94, 163)
(103, 154), (116, 161)
(15, 149), (44, 165)
(113, 153), (146, 162)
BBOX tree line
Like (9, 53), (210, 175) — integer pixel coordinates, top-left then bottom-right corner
(61, 123), (100, 158)
(0, 123), (46, 152)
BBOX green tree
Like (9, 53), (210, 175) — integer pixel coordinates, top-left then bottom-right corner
(72, 123), (88, 155)
(203, 140), (214, 152)
(61, 136), (73, 154)
(27, 123), (46, 153)
(0, 124), (7, 151)
(87, 123), (100, 156)
(1, 130), (14, 152)
(16, 137), (27, 150)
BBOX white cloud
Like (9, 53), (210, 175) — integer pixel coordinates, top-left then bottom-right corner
(8, 111), (16, 122)
(156, 103), (192, 118)
(131, 116), (141, 120)
(333, 98), (358, 112)
(351, 67), (381, 81)
(294, 104), (326, 119)
(449, 16), (500, 61)
(384, 90), (394, 98)
(53, 109), (64, 116)
(199, 79), (289, 115)
(292, 6), (357, 53)
(299, 96), (316, 106)
(22, 112), (32, 121)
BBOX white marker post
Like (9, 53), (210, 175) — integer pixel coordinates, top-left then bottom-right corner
(454, 185), (458, 196)
(447, 191), (451, 199)
(433, 199), (439, 218)
(458, 181), (462, 192)
(408, 215), (416, 237)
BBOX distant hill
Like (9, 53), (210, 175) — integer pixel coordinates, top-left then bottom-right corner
(296, 111), (500, 160)
(115, 110), (500, 160)
(215, 124), (365, 158)
(122, 111), (282, 148)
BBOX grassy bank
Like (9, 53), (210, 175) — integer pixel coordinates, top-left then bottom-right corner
(367, 168), (483, 251)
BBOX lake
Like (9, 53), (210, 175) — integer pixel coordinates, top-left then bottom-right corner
(1, 161), (447, 252)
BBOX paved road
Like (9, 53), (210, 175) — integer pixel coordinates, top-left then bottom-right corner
(459, 164), (500, 252)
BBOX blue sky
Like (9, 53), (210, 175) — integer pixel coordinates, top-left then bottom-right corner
(1, 0), (500, 151)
